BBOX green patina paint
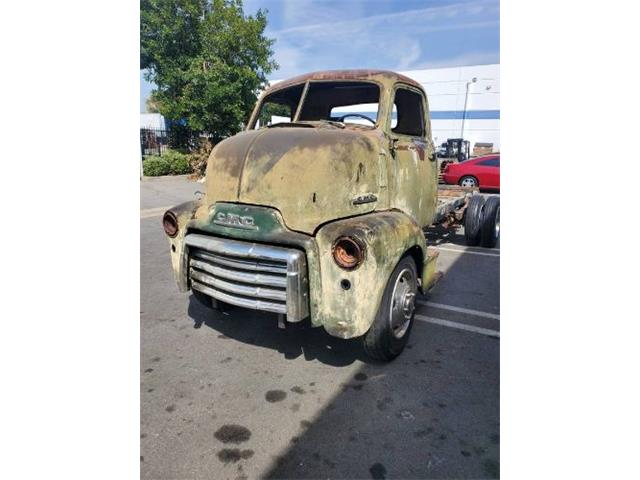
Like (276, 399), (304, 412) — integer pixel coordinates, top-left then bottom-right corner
(194, 202), (286, 238)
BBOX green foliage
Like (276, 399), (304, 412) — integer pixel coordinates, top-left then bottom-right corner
(143, 150), (193, 176)
(188, 138), (215, 178)
(143, 157), (171, 176)
(145, 92), (161, 113)
(258, 102), (291, 127)
(141, 0), (278, 142)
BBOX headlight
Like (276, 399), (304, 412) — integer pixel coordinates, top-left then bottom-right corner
(332, 236), (365, 270)
(162, 211), (179, 237)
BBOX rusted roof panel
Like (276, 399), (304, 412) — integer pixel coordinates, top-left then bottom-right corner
(265, 69), (423, 94)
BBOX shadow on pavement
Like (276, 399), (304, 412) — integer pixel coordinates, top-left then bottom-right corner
(188, 297), (373, 367)
(262, 320), (500, 479)
(424, 225), (467, 246)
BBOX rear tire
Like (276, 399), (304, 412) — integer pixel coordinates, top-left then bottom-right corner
(464, 195), (486, 246)
(459, 175), (478, 188)
(480, 196), (500, 248)
(363, 256), (418, 361)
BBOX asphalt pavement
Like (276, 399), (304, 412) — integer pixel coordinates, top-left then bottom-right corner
(141, 176), (500, 479)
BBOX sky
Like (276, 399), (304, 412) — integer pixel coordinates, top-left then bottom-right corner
(140, 0), (500, 112)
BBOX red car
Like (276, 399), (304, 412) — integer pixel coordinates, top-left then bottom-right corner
(442, 154), (500, 190)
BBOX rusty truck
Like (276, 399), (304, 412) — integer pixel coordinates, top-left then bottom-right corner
(162, 70), (500, 361)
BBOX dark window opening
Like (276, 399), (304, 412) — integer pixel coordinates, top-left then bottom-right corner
(392, 87), (425, 137)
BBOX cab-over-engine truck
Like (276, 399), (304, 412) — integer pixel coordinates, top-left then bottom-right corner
(162, 70), (500, 361)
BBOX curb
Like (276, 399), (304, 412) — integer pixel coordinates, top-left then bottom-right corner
(140, 174), (193, 182)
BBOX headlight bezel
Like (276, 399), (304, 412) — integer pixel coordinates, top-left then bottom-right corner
(331, 236), (366, 271)
(162, 210), (179, 238)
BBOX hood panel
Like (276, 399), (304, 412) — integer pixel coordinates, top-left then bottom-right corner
(206, 127), (382, 234)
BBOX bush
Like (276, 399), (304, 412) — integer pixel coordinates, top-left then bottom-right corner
(188, 138), (214, 178)
(164, 149), (192, 174)
(143, 156), (171, 176)
(143, 149), (193, 176)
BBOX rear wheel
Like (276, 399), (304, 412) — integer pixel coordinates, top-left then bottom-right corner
(480, 196), (500, 248)
(464, 195), (486, 246)
(363, 257), (418, 361)
(459, 175), (478, 188)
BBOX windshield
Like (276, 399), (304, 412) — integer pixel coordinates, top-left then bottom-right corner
(252, 81), (381, 129)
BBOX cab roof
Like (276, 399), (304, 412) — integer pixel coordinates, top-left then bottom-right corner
(264, 69), (423, 95)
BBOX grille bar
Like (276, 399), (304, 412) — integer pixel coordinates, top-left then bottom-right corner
(191, 250), (287, 274)
(190, 258), (287, 288)
(190, 268), (287, 302)
(184, 233), (309, 321)
(191, 281), (287, 314)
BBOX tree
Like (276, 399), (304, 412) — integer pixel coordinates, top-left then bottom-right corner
(141, 0), (277, 142)
(145, 92), (161, 113)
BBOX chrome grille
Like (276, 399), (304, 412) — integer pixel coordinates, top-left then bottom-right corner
(184, 234), (309, 321)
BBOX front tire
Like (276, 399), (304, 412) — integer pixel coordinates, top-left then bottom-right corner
(363, 257), (418, 361)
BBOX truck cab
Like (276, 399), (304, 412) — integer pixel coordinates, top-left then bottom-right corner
(163, 70), (447, 360)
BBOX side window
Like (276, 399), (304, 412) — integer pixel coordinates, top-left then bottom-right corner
(477, 157), (499, 167)
(392, 87), (425, 137)
(253, 83), (304, 129)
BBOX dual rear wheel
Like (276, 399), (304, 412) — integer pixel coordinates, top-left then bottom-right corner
(464, 195), (500, 248)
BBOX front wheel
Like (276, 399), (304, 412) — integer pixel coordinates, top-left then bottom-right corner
(363, 257), (418, 361)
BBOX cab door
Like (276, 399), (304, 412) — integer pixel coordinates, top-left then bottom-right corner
(388, 85), (437, 227)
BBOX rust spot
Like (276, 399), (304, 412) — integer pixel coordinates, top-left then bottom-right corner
(264, 69), (423, 95)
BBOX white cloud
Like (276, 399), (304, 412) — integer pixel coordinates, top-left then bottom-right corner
(271, 0), (499, 37)
(413, 51), (500, 69)
(267, 0), (499, 79)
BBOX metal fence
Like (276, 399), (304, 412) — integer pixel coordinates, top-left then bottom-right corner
(140, 127), (208, 157)
(140, 128), (169, 157)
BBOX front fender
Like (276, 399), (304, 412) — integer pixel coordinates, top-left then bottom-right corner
(314, 211), (428, 338)
(166, 200), (205, 292)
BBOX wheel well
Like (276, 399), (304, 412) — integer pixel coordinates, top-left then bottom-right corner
(403, 245), (424, 281)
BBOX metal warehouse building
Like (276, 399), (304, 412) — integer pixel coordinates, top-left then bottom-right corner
(402, 63), (500, 152)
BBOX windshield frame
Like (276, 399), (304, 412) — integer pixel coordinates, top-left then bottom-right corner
(248, 79), (385, 130)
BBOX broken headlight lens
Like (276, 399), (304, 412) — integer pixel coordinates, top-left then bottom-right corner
(162, 211), (179, 238)
(332, 236), (365, 270)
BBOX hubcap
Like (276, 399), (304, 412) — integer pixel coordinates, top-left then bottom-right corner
(461, 177), (477, 187)
(389, 268), (417, 339)
(495, 207), (500, 238)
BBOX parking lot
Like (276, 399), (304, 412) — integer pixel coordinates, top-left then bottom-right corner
(141, 176), (499, 479)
